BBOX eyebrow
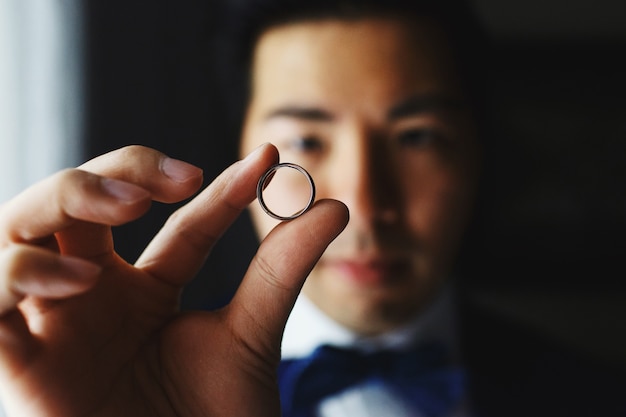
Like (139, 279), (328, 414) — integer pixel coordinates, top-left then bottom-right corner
(263, 94), (467, 123)
(264, 106), (334, 122)
(387, 94), (467, 120)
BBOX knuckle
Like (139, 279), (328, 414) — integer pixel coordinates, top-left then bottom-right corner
(233, 328), (280, 382)
(54, 168), (98, 195)
(51, 169), (98, 216)
(116, 145), (162, 167)
(165, 208), (219, 252)
(229, 310), (280, 379)
(118, 144), (153, 158)
(0, 246), (31, 285)
(110, 145), (167, 185)
(0, 246), (30, 311)
(251, 254), (291, 293)
(79, 145), (159, 176)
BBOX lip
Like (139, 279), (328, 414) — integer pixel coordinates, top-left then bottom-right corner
(321, 257), (409, 286)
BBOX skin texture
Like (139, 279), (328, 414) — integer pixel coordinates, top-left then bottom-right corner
(241, 18), (480, 335)
(0, 144), (348, 416)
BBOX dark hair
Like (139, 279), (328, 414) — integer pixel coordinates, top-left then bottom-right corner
(213, 0), (490, 140)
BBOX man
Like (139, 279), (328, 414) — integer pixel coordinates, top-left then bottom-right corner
(0, 1), (622, 417)
(226, 1), (625, 416)
(230, 0), (481, 415)
(1, 0), (482, 413)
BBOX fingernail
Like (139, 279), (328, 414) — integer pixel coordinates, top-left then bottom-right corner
(60, 256), (102, 279)
(160, 157), (203, 183)
(101, 178), (150, 203)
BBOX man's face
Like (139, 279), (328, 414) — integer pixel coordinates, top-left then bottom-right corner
(240, 17), (480, 335)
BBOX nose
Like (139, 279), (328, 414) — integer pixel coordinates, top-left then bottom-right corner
(333, 130), (401, 226)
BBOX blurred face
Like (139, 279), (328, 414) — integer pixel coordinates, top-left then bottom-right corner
(240, 17), (480, 335)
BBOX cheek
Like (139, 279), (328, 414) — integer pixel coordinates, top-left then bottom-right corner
(404, 169), (470, 248)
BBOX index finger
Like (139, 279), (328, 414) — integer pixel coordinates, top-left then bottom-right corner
(135, 143), (279, 286)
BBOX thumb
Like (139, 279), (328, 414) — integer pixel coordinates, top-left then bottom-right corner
(226, 199), (349, 359)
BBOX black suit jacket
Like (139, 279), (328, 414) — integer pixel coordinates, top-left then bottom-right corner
(459, 302), (626, 417)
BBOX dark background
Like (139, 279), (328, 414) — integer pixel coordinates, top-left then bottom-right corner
(82, 1), (626, 370)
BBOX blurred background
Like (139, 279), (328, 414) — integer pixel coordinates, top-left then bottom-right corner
(1, 0), (625, 379)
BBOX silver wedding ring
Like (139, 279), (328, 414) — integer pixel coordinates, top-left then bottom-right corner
(256, 163), (316, 221)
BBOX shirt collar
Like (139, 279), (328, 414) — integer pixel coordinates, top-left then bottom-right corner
(281, 285), (459, 360)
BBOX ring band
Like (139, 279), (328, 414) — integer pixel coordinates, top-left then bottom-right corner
(256, 162), (316, 221)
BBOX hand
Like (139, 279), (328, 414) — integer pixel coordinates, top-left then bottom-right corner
(0, 144), (348, 417)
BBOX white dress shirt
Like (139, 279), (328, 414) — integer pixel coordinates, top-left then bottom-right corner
(281, 287), (468, 417)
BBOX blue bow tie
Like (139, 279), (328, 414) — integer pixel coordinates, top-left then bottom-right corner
(278, 342), (465, 417)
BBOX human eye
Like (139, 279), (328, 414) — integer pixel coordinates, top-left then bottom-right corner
(396, 128), (445, 148)
(285, 136), (324, 153)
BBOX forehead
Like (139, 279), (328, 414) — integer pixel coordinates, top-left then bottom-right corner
(249, 17), (460, 111)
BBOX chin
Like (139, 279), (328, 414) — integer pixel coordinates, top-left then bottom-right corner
(336, 306), (415, 336)
(320, 288), (424, 335)
(305, 268), (441, 335)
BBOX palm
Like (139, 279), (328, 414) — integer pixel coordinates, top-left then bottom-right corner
(9, 260), (174, 416)
(0, 145), (348, 417)
(13, 264), (275, 417)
